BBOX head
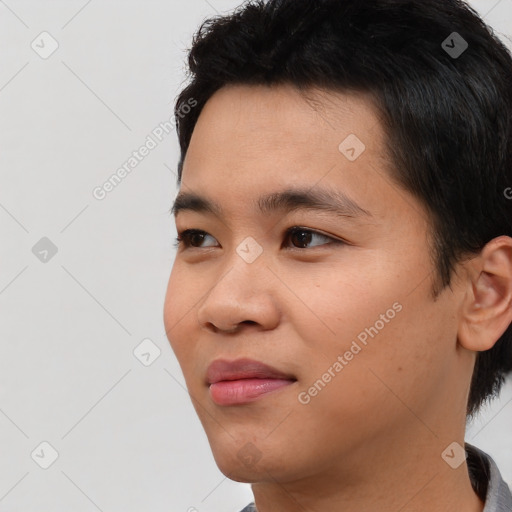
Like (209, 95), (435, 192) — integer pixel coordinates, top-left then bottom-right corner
(164, 0), (512, 483)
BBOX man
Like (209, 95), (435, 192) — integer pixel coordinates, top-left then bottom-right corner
(164, 1), (512, 510)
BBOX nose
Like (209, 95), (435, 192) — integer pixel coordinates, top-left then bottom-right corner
(196, 256), (281, 334)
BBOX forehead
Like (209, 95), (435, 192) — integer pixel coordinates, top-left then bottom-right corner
(183, 84), (387, 179)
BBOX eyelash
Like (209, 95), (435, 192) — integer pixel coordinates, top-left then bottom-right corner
(174, 227), (345, 251)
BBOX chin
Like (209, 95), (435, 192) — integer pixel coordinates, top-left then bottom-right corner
(208, 434), (298, 485)
(219, 466), (261, 483)
(209, 447), (263, 482)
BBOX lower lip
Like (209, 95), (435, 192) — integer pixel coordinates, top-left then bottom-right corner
(209, 378), (295, 406)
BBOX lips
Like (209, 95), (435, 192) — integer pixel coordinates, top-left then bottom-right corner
(206, 358), (297, 406)
(206, 358), (296, 384)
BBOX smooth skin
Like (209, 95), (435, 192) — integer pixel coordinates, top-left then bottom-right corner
(164, 84), (512, 512)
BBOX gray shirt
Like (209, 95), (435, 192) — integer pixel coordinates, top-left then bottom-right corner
(238, 444), (512, 512)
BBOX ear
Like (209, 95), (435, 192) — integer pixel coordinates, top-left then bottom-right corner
(458, 236), (512, 351)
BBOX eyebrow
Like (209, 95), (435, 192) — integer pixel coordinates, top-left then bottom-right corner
(171, 186), (371, 220)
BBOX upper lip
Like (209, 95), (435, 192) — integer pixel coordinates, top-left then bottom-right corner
(206, 358), (297, 385)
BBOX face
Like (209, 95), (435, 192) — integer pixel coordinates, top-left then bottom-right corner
(164, 84), (470, 484)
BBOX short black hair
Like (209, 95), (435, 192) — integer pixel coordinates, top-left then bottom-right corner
(173, 0), (512, 417)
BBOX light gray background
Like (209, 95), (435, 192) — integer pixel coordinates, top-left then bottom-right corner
(0, 1), (511, 511)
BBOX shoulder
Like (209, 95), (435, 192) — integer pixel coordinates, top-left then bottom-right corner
(238, 504), (257, 512)
(466, 443), (512, 512)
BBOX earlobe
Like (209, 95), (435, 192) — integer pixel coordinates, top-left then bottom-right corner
(458, 236), (512, 352)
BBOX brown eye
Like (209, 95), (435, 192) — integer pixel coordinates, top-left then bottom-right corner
(289, 229), (314, 248)
(174, 230), (218, 249)
(285, 227), (343, 249)
(174, 227), (344, 251)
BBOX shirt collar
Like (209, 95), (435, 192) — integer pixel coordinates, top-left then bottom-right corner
(466, 443), (512, 512)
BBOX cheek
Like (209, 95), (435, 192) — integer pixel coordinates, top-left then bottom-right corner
(288, 258), (401, 352)
(163, 264), (198, 359)
(292, 302), (452, 455)
(292, 256), (454, 407)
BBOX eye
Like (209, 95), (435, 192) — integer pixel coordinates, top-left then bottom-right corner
(174, 229), (217, 249)
(284, 227), (343, 249)
(174, 227), (344, 250)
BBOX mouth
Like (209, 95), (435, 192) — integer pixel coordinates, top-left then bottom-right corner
(206, 358), (297, 406)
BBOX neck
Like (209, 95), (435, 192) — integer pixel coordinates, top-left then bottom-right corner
(250, 431), (485, 512)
